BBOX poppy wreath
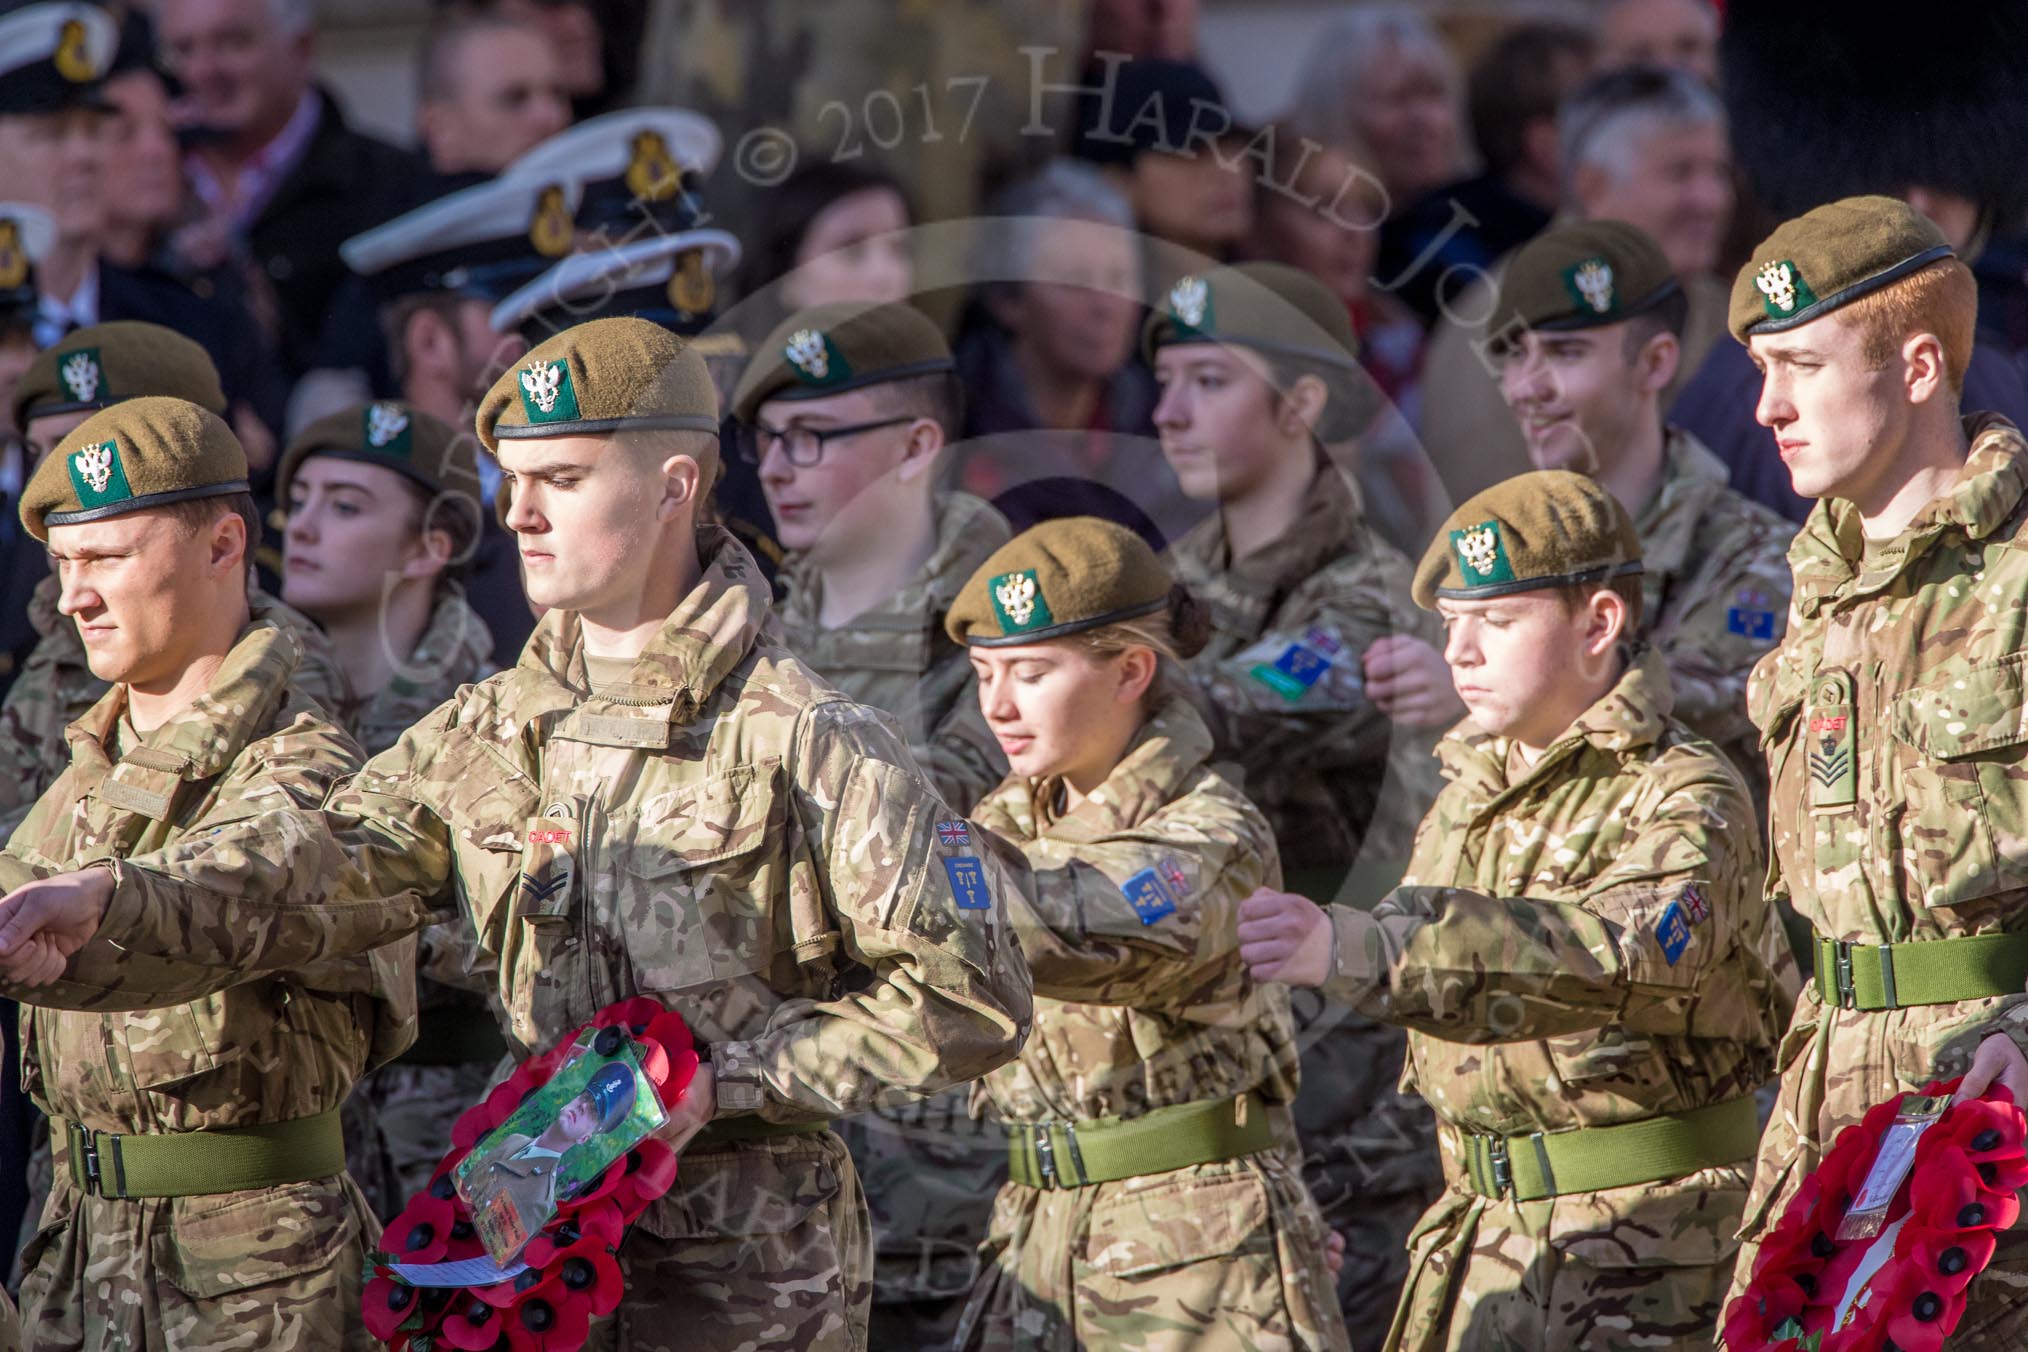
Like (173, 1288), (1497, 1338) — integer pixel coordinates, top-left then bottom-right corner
(363, 997), (699, 1350)
(1721, 1079), (2028, 1352)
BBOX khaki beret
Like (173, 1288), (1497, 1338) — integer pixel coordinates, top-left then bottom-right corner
(21, 395), (248, 542)
(13, 320), (226, 429)
(475, 316), (720, 453)
(1412, 470), (1642, 611)
(1492, 219), (1680, 339)
(276, 401), (477, 507)
(731, 302), (955, 425)
(1729, 195), (1955, 344)
(947, 516), (1171, 647)
(1141, 262), (1372, 440)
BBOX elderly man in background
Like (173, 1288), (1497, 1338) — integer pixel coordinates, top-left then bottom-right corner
(156, 0), (424, 382)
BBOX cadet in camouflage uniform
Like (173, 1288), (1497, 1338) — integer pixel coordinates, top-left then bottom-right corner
(0, 318), (1035, 1352)
(1239, 473), (1797, 1351)
(1, 398), (406, 1350)
(0, 323), (343, 838)
(945, 517), (1347, 1352)
(1370, 222), (1796, 814)
(1724, 199), (2028, 1340)
(275, 402), (501, 1219)
(733, 302), (1011, 1346)
(1148, 261), (1443, 1338)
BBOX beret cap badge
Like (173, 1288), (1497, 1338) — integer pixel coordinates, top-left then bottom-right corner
(59, 350), (101, 403)
(1571, 259), (1615, 314)
(366, 402), (410, 448)
(785, 328), (831, 381)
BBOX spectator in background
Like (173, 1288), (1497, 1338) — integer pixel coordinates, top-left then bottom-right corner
(1083, 0), (1197, 60)
(1596, 0), (1719, 85)
(97, 21), (286, 458)
(736, 161), (914, 337)
(1417, 66), (1734, 505)
(482, 0), (607, 119)
(1379, 20), (1596, 328)
(1241, 126), (1443, 551)
(0, 4), (274, 458)
(1286, 8), (1464, 223)
(1070, 58), (1252, 290)
(158, 0), (427, 383)
(948, 161), (1195, 543)
(414, 12), (570, 176)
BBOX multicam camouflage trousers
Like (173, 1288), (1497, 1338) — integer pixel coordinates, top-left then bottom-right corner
(587, 1129), (872, 1352)
(1387, 1169), (1748, 1352)
(15, 1171), (375, 1351)
(344, 1060), (499, 1220)
(836, 1085), (1006, 1352)
(954, 1145), (1349, 1352)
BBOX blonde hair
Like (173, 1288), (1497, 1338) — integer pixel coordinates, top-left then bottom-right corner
(1072, 583), (1213, 712)
(1839, 257), (1978, 396)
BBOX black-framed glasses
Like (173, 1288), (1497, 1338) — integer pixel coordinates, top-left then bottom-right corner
(739, 415), (915, 467)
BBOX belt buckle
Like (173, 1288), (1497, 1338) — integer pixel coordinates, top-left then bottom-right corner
(69, 1122), (108, 1198)
(1834, 940), (1857, 1010)
(1488, 1140), (1512, 1199)
(1032, 1125), (1058, 1189)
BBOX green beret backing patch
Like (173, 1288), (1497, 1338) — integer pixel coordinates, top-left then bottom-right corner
(517, 357), (582, 424)
(66, 438), (132, 510)
(362, 402), (414, 457)
(1752, 260), (1821, 321)
(1450, 520), (1516, 587)
(58, 347), (104, 404)
(785, 328), (851, 387)
(990, 568), (1054, 634)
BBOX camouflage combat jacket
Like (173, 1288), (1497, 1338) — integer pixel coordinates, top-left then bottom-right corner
(1635, 427), (1795, 803)
(1167, 463), (1442, 876)
(1735, 414), (2028, 1295)
(775, 492), (1008, 813)
(0, 574), (344, 836)
(1322, 651), (1796, 1350)
(0, 622), (406, 1347)
(60, 529), (1034, 1151)
(972, 697), (1299, 1124)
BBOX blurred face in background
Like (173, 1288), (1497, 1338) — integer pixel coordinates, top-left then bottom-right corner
(102, 69), (185, 241)
(1126, 139), (1252, 256)
(1573, 116), (1732, 278)
(991, 216), (1143, 393)
(1597, 0), (1719, 85)
(496, 0), (603, 102)
(0, 108), (105, 245)
(158, 0), (315, 151)
(1352, 45), (1461, 207)
(1245, 145), (1383, 309)
(780, 187), (913, 311)
(754, 386), (937, 560)
(1086, 0), (1199, 59)
(418, 23), (570, 174)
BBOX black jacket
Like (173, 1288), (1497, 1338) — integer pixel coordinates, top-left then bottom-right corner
(245, 88), (430, 381)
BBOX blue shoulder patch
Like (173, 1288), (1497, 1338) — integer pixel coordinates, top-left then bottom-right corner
(942, 855), (991, 910)
(1655, 901), (1690, 966)
(1121, 867), (1179, 925)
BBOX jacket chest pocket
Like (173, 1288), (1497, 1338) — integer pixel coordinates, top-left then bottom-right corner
(1887, 654), (2028, 909)
(99, 988), (273, 1095)
(611, 763), (788, 996)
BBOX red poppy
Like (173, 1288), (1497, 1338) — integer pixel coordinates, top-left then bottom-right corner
(363, 1270), (427, 1343)
(608, 1138), (679, 1219)
(522, 1200), (624, 1268)
(383, 1192), (457, 1265)
(438, 1286), (523, 1350)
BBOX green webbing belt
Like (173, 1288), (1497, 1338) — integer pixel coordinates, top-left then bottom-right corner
(1812, 931), (2028, 1010)
(691, 1116), (830, 1148)
(395, 1006), (510, 1067)
(59, 1107), (345, 1200)
(1459, 1096), (1759, 1202)
(1006, 1092), (1278, 1190)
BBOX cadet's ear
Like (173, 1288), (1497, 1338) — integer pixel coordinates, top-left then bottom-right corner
(1114, 645), (1159, 705)
(207, 506), (248, 578)
(1585, 587), (1630, 655)
(656, 451), (703, 523)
